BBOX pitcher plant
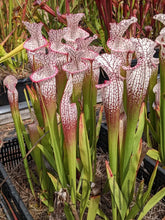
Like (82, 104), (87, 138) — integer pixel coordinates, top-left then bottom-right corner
(3, 12), (165, 220)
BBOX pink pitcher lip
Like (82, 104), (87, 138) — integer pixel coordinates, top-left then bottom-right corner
(23, 37), (48, 52)
(122, 57), (143, 71)
(62, 61), (88, 74)
(30, 65), (58, 83)
(49, 44), (68, 56)
(48, 28), (70, 54)
(23, 22), (48, 52)
(107, 38), (134, 53)
(96, 80), (111, 89)
(81, 50), (98, 62)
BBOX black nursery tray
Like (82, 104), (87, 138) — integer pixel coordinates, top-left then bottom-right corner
(0, 138), (32, 170)
(0, 162), (33, 220)
(98, 123), (165, 202)
(0, 138), (33, 220)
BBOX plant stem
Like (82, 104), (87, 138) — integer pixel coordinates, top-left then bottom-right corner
(121, 108), (139, 182)
(107, 111), (120, 220)
(12, 107), (35, 198)
(160, 58), (165, 163)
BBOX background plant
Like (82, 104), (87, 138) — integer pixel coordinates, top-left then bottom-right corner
(145, 13), (165, 165)
(2, 0), (165, 71)
(0, 0), (29, 73)
(83, 0), (165, 51)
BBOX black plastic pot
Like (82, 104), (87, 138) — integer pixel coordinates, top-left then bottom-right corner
(0, 138), (33, 219)
(0, 162), (33, 220)
(0, 77), (32, 106)
(98, 123), (165, 202)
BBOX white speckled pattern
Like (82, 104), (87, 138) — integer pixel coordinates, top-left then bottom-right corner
(60, 75), (77, 131)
